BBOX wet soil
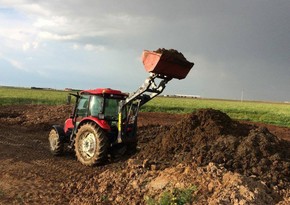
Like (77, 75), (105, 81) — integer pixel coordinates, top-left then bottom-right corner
(0, 105), (289, 204)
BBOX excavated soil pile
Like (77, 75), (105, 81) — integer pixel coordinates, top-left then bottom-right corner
(138, 109), (290, 193)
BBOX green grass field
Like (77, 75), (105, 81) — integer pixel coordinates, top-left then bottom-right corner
(1, 86), (289, 127)
(0, 86), (69, 105)
(142, 97), (290, 127)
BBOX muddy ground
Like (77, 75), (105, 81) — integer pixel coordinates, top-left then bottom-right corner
(0, 105), (289, 205)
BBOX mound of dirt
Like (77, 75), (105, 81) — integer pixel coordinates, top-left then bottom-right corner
(138, 109), (290, 194)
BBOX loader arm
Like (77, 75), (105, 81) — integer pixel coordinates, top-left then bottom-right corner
(116, 73), (172, 143)
(123, 73), (172, 107)
(116, 49), (194, 143)
(119, 73), (173, 125)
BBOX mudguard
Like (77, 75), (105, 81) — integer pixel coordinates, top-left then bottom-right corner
(78, 116), (111, 131)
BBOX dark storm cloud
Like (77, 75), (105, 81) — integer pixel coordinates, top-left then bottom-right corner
(1, 0), (290, 101)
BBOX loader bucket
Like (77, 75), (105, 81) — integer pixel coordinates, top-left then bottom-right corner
(142, 50), (194, 79)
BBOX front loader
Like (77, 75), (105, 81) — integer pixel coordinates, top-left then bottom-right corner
(48, 49), (194, 166)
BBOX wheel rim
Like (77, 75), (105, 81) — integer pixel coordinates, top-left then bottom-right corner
(79, 132), (96, 159)
(49, 132), (57, 150)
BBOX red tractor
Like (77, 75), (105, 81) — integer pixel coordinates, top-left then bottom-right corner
(48, 49), (194, 166)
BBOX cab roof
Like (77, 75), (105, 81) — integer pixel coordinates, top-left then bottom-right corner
(80, 88), (128, 96)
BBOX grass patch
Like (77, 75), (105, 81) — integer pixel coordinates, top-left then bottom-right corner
(0, 189), (4, 197)
(145, 185), (197, 205)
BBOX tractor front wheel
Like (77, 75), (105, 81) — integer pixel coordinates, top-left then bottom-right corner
(75, 123), (108, 166)
(48, 129), (64, 156)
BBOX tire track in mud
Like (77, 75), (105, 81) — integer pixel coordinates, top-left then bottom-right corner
(28, 152), (126, 204)
(0, 140), (26, 147)
(0, 134), (48, 161)
(0, 127), (98, 204)
(0, 133), (44, 148)
(0, 131), (108, 204)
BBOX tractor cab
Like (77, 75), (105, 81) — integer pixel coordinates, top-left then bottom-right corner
(65, 88), (128, 144)
(77, 88), (127, 121)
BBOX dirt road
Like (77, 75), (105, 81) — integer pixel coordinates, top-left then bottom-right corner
(0, 105), (289, 204)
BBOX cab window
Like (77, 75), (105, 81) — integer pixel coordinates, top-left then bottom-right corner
(76, 95), (89, 117)
(104, 98), (119, 120)
(89, 96), (103, 116)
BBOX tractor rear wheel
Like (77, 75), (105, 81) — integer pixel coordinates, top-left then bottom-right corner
(75, 123), (108, 166)
(48, 129), (64, 155)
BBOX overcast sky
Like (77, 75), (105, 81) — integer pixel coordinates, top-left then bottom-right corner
(0, 0), (290, 102)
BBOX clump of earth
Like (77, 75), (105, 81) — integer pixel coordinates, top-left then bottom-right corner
(154, 48), (189, 62)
